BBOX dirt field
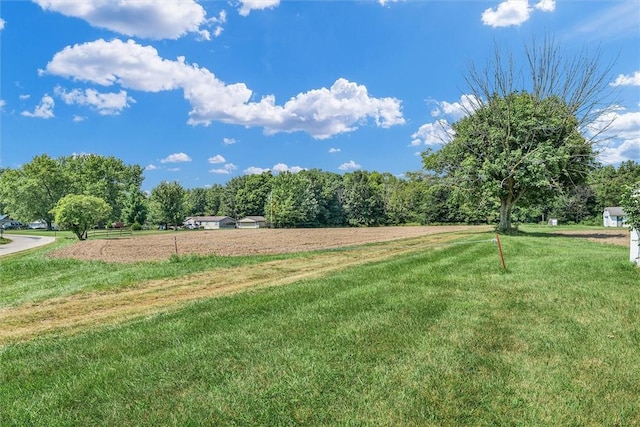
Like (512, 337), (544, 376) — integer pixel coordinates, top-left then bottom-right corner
(48, 225), (490, 263)
(550, 228), (629, 247)
(48, 226), (630, 263)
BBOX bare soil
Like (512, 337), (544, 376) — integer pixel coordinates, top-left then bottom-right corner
(550, 228), (629, 247)
(48, 225), (488, 263)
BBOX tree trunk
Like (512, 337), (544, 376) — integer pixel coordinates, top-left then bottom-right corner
(498, 198), (513, 232)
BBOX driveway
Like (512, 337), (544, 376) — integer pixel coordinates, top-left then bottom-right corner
(0, 234), (56, 257)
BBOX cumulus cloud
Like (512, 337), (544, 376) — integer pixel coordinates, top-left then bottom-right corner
(19, 94), (31, 101)
(161, 152), (192, 163)
(72, 115), (87, 122)
(482, 0), (555, 28)
(244, 166), (269, 175)
(587, 106), (640, 165)
(329, 148), (341, 153)
(208, 154), (226, 164)
(430, 94), (479, 121)
(338, 160), (361, 171)
(223, 137), (237, 145)
(54, 86), (134, 115)
(0, 18), (5, 30)
(210, 163), (237, 174)
(238, 0), (280, 16)
(412, 94), (477, 146)
(145, 164), (158, 171)
(272, 163), (305, 173)
(611, 71), (640, 87)
(44, 38), (405, 139)
(411, 120), (455, 146)
(21, 94), (55, 119)
(33, 0), (208, 40)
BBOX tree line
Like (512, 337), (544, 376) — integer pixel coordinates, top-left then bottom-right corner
(1, 153), (638, 236)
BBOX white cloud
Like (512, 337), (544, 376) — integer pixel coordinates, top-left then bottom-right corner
(223, 137), (237, 145)
(272, 163), (305, 173)
(329, 148), (341, 153)
(54, 86), (134, 115)
(244, 166), (269, 175)
(481, 0), (554, 28)
(19, 94), (31, 100)
(534, 0), (555, 12)
(161, 152), (192, 163)
(411, 119), (454, 146)
(591, 106), (640, 164)
(145, 164), (158, 171)
(378, 0), (402, 6)
(44, 39), (405, 139)
(208, 155), (226, 164)
(238, 0), (280, 16)
(21, 95), (55, 119)
(338, 160), (361, 171)
(0, 18), (5, 30)
(0, 100), (5, 111)
(430, 94), (478, 121)
(33, 0), (208, 40)
(611, 71), (640, 87)
(72, 115), (86, 122)
(210, 163), (237, 174)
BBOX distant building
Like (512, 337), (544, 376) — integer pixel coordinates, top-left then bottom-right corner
(236, 216), (268, 229)
(603, 207), (625, 227)
(184, 216), (236, 230)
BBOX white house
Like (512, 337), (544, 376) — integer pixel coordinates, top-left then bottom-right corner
(236, 216), (267, 229)
(184, 216), (236, 230)
(603, 207), (625, 227)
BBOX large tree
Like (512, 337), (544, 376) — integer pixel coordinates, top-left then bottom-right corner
(149, 181), (186, 228)
(423, 37), (615, 232)
(51, 194), (112, 240)
(0, 155), (67, 229)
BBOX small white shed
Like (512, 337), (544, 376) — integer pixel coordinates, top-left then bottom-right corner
(603, 207), (625, 227)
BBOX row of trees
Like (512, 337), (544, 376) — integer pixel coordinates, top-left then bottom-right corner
(1, 154), (638, 237)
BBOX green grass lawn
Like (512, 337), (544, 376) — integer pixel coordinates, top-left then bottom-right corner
(1, 226), (639, 426)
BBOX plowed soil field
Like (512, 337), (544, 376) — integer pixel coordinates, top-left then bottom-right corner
(49, 225), (489, 263)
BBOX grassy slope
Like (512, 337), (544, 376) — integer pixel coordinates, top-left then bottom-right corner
(1, 227), (639, 426)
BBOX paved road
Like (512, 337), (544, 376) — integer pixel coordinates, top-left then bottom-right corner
(0, 234), (56, 257)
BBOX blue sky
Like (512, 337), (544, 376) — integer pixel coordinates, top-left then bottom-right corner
(1, 0), (639, 192)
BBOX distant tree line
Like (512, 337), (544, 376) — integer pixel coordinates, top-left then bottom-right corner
(1, 153), (638, 231)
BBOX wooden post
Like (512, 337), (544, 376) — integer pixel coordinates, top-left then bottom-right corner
(495, 233), (506, 271)
(174, 236), (178, 256)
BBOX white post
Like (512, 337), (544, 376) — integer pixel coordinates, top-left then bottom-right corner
(630, 228), (640, 266)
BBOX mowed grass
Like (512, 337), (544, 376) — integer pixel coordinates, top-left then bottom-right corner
(1, 227), (639, 426)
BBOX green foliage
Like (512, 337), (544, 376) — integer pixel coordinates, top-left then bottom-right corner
(0, 154), (67, 228)
(121, 186), (148, 226)
(149, 181), (186, 227)
(0, 154), (143, 227)
(590, 161), (640, 211)
(51, 194), (112, 240)
(342, 170), (385, 226)
(267, 172), (319, 227)
(185, 187), (208, 216)
(425, 92), (593, 231)
(620, 183), (640, 230)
